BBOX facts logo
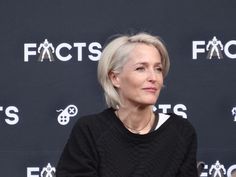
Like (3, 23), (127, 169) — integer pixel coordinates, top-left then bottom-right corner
(156, 104), (187, 118)
(24, 39), (102, 62)
(27, 163), (55, 177)
(0, 105), (19, 125)
(192, 36), (236, 60)
(200, 160), (236, 177)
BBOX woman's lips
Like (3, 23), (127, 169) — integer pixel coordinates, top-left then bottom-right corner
(142, 87), (157, 93)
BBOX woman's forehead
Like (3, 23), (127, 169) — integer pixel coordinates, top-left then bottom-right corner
(126, 44), (161, 63)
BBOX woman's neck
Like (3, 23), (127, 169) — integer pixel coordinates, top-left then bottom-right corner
(116, 105), (155, 134)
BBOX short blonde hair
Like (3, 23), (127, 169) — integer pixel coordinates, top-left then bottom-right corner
(97, 32), (170, 109)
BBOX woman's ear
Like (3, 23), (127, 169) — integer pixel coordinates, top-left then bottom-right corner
(109, 71), (120, 88)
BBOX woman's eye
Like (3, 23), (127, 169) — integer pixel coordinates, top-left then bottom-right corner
(155, 67), (163, 72)
(136, 67), (145, 71)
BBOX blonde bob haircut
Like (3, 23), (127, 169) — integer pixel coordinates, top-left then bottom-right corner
(97, 32), (170, 109)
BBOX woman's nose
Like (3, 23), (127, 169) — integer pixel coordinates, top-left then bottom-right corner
(147, 69), (157, 82)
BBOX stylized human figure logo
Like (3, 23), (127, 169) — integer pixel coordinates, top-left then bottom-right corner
(38, 39), (55, 62)
(40, 163), (56, 177)
(206, 36), (224, 59)
(209, 160), (226, 177)
(232, 107), (236, 122)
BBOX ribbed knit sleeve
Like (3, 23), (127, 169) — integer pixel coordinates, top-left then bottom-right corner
(56, 117), (99, 177)
(176, 120), (198, 177)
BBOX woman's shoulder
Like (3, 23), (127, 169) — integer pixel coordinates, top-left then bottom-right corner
(76, 107), (114, 123)
(72, 108), (115, 134)
(166, 113), (197, 136)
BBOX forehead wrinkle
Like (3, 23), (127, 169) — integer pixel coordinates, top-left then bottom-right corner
(132, 61), (162, 67)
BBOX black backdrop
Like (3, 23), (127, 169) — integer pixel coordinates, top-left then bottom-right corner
(0, 0), (236, 177)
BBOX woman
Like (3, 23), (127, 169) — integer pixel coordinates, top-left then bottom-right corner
(56, 32), (198, 177)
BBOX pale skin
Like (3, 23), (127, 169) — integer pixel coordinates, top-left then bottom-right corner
(109, 44), (164, 134)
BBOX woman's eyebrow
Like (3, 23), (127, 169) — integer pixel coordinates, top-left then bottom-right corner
(133, 62), (162, 66)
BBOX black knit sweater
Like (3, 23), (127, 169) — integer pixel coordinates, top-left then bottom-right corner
(56, 108), (198, 177)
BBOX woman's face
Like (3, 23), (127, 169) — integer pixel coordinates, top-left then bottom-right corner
(111, 43), (163, 107)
